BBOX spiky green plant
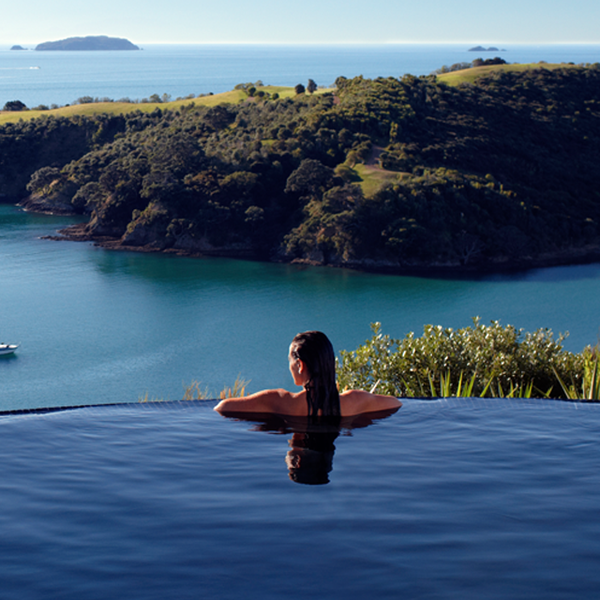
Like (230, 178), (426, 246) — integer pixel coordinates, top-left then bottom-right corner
(553, 346), (600, 400)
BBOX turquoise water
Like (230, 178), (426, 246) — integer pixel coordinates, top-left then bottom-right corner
(1, 399), (599, 599)
(1, 205), (599, 411)
(1, 43), (599, 108)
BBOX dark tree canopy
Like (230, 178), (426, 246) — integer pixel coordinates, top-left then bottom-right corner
(3, 65), (600, 273)
(3, 100), (27, 112)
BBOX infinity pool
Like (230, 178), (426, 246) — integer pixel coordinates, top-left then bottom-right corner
(1, 399), (599, 599)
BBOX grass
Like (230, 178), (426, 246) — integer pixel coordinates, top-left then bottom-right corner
(352, 163), (405, 196)
(0, 86), (334, 125)
(138, 375), (249, 403)
(0, 91), (246, 125)
(437, 62), (582, 87)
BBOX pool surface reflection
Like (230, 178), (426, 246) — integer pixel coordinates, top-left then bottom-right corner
(1, 399), (599, 599)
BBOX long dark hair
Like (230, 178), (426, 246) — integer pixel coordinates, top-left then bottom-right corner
(290, 331), (341, 419)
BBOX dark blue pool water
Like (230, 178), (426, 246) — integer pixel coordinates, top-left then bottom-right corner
(1, 399), (599, 600)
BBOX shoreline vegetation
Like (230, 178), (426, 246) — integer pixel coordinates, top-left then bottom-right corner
(337, 321), (600, 401)
(2, 61), (600, 275)
(147, 320), (600, 401)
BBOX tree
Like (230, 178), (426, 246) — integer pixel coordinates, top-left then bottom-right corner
(334, 76), (348, 90)
(26, 166), (62, 193)
(307, 79), (317, 94)
(285, 159), (335, 196)
(3, 100), (27, 111)
(294, 84), (305, 95)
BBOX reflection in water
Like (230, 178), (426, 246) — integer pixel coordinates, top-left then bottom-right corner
(221, 408), (399, 485)
(286, 431), (338, 485)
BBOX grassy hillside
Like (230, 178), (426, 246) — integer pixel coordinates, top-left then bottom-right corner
(0, 86), (331, 125)
(436, 62), (581, 86)
(2, 67), (600, 273)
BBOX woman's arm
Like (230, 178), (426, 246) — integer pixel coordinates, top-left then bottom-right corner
(340, 390), (402, 416)
(214, 389), (298, 414)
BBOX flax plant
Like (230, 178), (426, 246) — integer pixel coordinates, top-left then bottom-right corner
(553, 347), (600, 400)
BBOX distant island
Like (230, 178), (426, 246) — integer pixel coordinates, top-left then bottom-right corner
(468, 46), (505, 52)
(10, 45), (27, 51)
(35, 36), (139, 51)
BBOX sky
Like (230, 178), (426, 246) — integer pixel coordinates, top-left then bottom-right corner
(2, 0), (599, 45)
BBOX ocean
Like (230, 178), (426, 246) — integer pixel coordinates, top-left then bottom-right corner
(1, 43), (599, 108)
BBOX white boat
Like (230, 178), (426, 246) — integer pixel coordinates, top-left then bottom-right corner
(0, 344), (18, 356)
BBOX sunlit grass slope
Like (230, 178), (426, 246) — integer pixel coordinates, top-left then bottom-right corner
(437, 62), (582, 86)
(352, 164), (403, 196)
(0, 86), (333, 125)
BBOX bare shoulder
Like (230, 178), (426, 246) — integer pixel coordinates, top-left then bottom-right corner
(339, 390), (402, 417)
(214, 388), (305, 415)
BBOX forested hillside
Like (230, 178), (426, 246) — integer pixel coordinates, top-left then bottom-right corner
(2, 65), (600, 272)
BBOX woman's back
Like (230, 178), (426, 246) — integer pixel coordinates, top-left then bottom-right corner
(214, 388), (401, 416)
(213, 330), (402, 417)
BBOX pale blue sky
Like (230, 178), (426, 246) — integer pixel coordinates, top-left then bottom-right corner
(2, 0), (599, 45)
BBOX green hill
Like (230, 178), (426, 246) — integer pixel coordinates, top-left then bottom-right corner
(436, 62), (581, 86)
(2, 66), (600, 273)
(0, 86), (324, 125)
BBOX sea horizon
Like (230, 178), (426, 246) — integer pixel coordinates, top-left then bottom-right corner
(2, 42), (599, 108)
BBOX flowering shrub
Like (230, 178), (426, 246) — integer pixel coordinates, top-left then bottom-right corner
(337, 320), (597, 399)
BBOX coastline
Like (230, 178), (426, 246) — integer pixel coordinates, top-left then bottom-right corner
(47, 221), (600, 278)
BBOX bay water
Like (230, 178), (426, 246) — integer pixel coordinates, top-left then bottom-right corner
(2, 44), (600, 411)
(1, 204), (599, 412)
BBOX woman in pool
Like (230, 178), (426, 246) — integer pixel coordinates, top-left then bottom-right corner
(214, 330), (402, 417)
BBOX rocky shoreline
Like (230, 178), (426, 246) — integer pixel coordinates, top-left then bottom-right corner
(45, 221), (600, 277)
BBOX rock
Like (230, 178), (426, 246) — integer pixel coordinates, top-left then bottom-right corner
(18, 181), (79, 215)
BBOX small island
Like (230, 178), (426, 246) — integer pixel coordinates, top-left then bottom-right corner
(10, 45), (27, 51)
(468, 46), (504, 52)
(35, 36), (139, 51)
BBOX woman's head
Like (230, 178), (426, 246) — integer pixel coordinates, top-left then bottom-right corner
(289, 331), (340, 418)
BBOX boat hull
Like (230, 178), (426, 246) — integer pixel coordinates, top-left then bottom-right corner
(0, 344), (18, 356)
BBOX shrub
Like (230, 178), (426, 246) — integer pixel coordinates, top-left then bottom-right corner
(336, 320), (592, 399)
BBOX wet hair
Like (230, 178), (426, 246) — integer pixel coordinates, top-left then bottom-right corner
(290, 331), (341, 419)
